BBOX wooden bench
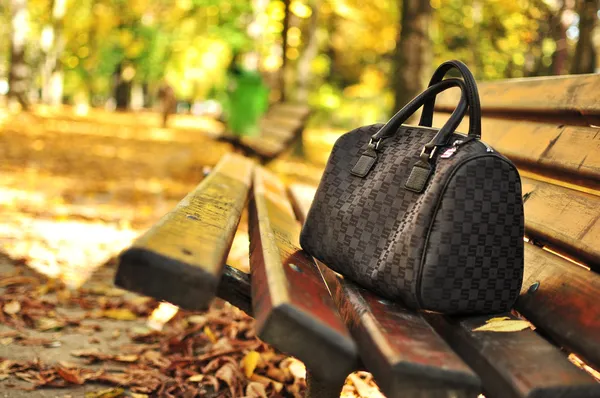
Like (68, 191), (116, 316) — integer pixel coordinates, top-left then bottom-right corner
(115, 74), (600, 398)
(220, 102), (311, 161)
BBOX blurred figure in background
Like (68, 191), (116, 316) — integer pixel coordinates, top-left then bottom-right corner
(157, 79), (177, 128)
(224, 51), (269, 137)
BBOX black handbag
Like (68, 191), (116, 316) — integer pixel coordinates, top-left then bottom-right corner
(300, 61), (524, 315)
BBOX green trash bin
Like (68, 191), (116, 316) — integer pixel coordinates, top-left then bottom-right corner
(225, 67), (269, 137)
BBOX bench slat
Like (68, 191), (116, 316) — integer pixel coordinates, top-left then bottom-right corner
(522, 178), (600, 270)
(249, 168), (358, 382)
(435, 74), (600, 117)
(216, 265), (252, 316)
(115, 153), (253, 310)
(267, 103), (312, 120)
(431, 115), (600, 190)
(425, 313), (600, 398)
(288, 184), (482, 397)
(518, 244), (600, 370)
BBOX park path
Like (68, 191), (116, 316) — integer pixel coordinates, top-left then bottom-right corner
(0, 107), (382, 397)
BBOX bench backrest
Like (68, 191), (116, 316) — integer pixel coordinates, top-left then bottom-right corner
(434, 74), (600, 372)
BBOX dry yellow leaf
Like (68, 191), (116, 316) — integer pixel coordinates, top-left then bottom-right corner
(84, 387), (125, 398)
(472, 317), (531, 332)
(3, 301), (21, 315)
(250, 374), (284, 393)
(36, 317), (66, 331)
(114, 354), (138, 362)
(487, 316), (511, 323)
(242, 350), (261, 378)
(102, 308), (137, 321)
(203, 326), (218, 343)
(187, 374), (204, 382)
(348, 373), (386, 398)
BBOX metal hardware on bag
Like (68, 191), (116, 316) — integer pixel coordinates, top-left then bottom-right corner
(419, 146), (437, 161)
(368, 138), (382, 151)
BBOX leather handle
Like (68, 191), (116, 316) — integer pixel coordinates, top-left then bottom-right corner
(418, 60), (481, 138)
(371, 78), (468, 155)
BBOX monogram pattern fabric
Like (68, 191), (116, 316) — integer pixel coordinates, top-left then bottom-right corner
(300, 124), (524, 314)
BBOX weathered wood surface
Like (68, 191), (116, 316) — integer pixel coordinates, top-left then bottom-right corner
(115, 153), (253, 310)
(521, 178), (600, 270)
(223, 102), (310, 160)
(425, 313), (600, 398)
(249, 168), (358, 382)
(328, 276), (481, 397)
(288, 184), (481, 398)
(518, 244), (600, 370)
(430, 114), (600, 190)
(267, 103), (311, 120)
(216, 265), (252, 316)
(435, 74), (600, 117)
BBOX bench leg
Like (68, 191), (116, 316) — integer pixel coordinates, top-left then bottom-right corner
(305, 370), (345, 398)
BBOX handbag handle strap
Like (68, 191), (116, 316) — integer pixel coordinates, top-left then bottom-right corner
(418, 60), (481, 138)
(371, 78), (468, 161)
(350, 79), (468, 190)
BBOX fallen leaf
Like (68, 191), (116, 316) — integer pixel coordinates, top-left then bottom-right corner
(250, 374), (284, 393)
(57, 367), (84, 385)
(187, 315), (206, 325)
(0, 374), (8, 381)
(59, 361), (79, 369)
(487, 316), (511, 323)
(102, 308), (137, 321)
(3, 301), (21, 315)
(130, 394), (149, 398)
(114, 354), (138, 363)
(36, 317), (66, 331)
(283, 357), (306, 380)
(0, 337), (14, 346)
(242, 351), (261, 378)
(188, 374), (204, 382)
(0, 276), (39, 287)
(348, 373), (385, 398)
(216, 362), (242, 396)
(84, 388), (125, 398)
(246, 381), (268, 398)
(17, 337), (57, 347)
(472, 317), (532, 332)
(204, 325), (218, 343)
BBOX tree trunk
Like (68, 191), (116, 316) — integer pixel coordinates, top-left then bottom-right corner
(8, 0), (30, 110)
(41, 0), (66, 105)
(280, 0), (291, 101)
(571, 0), (598, 74)
(550, 1), (568, 75)
(392, 0), (432, 113)
(296, 1), (319, 103)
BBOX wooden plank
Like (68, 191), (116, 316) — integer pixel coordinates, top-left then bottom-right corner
(329, 276), (481, 397)
(267, 103), (311, 120)
(430, 114), (600, 189)
(425, 312), (600, 398)
(518, 244), (600, 370)
(216, 265), (252, 316)
(115, 153), (254, 310)
(249, 168), (358, 382)
(288, 184), (482, 397)
(521, 178), (600, 270)
(435, 74), (600, 117)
